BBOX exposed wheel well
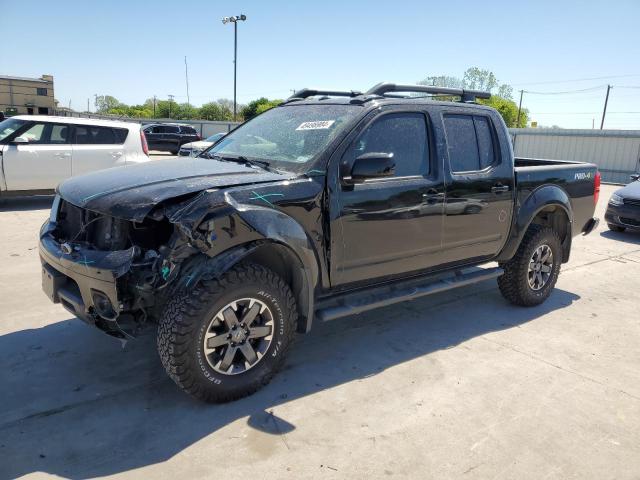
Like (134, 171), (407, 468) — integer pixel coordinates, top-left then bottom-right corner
(530, 205), (571, 262)
(242, 242), (310, 333)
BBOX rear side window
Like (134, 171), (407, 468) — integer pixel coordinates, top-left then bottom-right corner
(352, 112), (429, 177)
(163, 125), (180, 134)
(444, 114), (497, 172)
(180, 126), (197, 134)
(74, 126), (128, 144)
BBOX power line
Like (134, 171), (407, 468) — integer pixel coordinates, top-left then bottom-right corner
(524, 85), (607, 95)
(512, 74), (640, 87)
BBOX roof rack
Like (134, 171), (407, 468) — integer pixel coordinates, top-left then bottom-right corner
(286, 88), (363, 102)
(365, 83), (491, 103)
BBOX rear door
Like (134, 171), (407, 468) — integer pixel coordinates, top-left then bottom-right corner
(440, 111), (514, 263)
(2, 121), (72, 190)
(71, 125), (128, 176)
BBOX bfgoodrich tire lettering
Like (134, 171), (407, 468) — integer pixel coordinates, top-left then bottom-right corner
(498, 224), (562, 307)
(157, 263), (297, 403)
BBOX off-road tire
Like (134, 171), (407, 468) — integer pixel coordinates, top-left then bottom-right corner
(157, 263), (297, 402)
(498, 224), (562, 307)
(608, 224), (625, 233)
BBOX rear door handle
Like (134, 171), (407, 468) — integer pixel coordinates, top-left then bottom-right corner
(491, 184), (510, 193)
(111, 151), (123, 158)
(55, 152), (71, 158)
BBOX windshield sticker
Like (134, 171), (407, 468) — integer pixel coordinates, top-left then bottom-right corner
(296, 120), (335, 131)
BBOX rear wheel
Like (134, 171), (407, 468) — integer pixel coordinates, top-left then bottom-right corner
(498, 225), (562, 306)
(608, 223), (626, 233)
(157, 263), (297, 402)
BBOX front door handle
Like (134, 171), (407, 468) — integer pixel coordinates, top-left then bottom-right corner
(491, 184), (510, 193)
(55, 152), (71, 158)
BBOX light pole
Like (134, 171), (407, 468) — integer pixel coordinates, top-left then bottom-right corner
(222, 14), (247, 121)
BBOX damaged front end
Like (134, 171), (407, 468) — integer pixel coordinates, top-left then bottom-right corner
(39, 190), (265, 339)
(40, 196), (179, 338)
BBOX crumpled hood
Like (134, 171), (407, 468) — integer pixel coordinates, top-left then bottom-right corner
(58, 157), (290, 221)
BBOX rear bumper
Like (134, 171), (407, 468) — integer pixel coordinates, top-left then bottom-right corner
(39, 220), (136, 337)
(605, 203), (640, 230)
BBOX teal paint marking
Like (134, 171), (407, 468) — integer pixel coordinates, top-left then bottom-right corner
(249, 191), (284, 206)
(161, 265), (170, 280)
(78, 256), (95, 273)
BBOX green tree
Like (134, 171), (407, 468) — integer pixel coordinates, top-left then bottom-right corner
(241, 97), (282, 121)
(478, 96), (528, 128)
(418, 67), (525, 125)
(95, 95), (122, 113)
(199, 100), (234, 121)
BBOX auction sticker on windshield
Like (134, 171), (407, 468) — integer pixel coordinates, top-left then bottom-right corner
(296, 120), (335, 130)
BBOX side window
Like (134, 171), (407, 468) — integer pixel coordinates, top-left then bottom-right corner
(166, 126), (180, 134)
(474, 116), (495, 169)
(19, 123), (46, 143)
(73, 126), (125, 144)
(352, 112), (429, 177)
(181, 126), (196, 135)
(443, 114), (497, 173)
(49, 125), (69, 144)
(114, 128), (128, 143)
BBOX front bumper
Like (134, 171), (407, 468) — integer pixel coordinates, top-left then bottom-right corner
(39, 221), (137, 337)
(605, 203), (640, 230)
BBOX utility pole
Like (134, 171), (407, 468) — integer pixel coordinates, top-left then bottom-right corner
(168, 94), (174, 118)
(87, 98), (90, 113)
(222, 14), (247, 121)
(184, 56), (190, 105)
(516, 89), (524, 127)
(600, 84), (611, 130)
(153, 95), (157, 117)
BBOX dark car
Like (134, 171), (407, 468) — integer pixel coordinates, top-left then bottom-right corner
(142, 123), (200, 154)
(39, 83), (600, 403)
(605, 174), (640, 232)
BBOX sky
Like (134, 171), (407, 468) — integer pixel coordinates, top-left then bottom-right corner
(2, 0), (640, 129)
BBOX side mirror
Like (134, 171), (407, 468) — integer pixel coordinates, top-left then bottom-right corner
(11, 136), (29, 144)
(349, 152), (395, 183)
(631, 174), (640, 182)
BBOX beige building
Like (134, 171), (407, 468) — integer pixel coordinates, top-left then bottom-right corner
(0, 74), (55, 115)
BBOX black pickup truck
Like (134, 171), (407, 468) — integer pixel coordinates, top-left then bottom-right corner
(39, 83), (600, 402)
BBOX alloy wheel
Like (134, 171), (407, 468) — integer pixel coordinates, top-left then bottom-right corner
(203, 298), (274, 375)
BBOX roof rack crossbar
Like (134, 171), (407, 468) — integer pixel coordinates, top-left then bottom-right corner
(287, 88), (363, 100)
(365, 83), (491, 102)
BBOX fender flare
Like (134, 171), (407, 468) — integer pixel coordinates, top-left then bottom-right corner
(497, 185), (573, 263)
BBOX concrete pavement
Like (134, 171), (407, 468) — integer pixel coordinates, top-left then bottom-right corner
(1, 184), (639, 479)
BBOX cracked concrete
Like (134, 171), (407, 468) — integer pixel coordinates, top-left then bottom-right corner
(1, 184), (639, 479)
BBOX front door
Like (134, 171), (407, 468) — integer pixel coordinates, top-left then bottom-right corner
(2, 121), (72, 190)
(440, 112), (514, 263)
(332, 110), (444, 286)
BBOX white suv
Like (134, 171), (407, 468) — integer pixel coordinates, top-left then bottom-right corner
(0, 115), (150, 194)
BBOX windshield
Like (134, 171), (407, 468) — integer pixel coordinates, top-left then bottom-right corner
(0, 118), (27, 142)
(204, 104), (360, 172)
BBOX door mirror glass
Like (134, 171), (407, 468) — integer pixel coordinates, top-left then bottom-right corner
(349, 152), (395, 182)
(12, 136), (29, 144)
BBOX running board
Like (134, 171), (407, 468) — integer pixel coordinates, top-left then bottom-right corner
(316, 266), (504, 322)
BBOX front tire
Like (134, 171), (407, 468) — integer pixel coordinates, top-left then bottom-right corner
(157, 263), (297, 402)
(498, 225), (562, 307)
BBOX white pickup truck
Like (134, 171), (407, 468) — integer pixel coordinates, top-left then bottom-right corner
(0, 115), (151, 195)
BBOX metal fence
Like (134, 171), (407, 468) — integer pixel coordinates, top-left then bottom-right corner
(53, 110), (241, 138)
(509, 128), (640, 184)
